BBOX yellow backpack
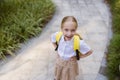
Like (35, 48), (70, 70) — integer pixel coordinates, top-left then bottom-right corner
(55, 31), (82, 60)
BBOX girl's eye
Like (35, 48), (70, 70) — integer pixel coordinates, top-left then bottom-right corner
(71, 29), (75, 32)
(65, 29), (68, 31)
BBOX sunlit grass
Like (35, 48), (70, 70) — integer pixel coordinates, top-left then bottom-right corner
(0, 0), (55, 59)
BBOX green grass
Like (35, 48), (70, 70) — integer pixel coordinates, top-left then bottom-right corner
(107, 0), (120, 80)
(0, 0), (55, 59)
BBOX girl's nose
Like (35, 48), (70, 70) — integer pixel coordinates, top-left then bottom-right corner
(68, 31), (72, 36)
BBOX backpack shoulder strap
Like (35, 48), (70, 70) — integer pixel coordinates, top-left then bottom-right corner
(73, 34), (82, 60)
(56, 31), (63, 44)
(73, 34), (82, 51)
(73, 35), (80, 51)
(55, 31), (62, 51)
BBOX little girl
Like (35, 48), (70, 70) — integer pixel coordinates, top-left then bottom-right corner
(51, 16), (93, 80)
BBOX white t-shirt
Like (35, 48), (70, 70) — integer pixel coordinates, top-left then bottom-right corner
(51, 32), (91, 60)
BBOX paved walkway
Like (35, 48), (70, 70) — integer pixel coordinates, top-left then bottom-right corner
(0, 0), (111, 80)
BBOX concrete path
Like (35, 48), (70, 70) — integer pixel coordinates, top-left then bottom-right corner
(0, 0), (111, 80)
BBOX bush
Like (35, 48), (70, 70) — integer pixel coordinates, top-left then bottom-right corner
(107, 34), (120, 80)
(107, 0), (120, 80)
(108, 0), (120, 34)
(0, 0), (55, 59)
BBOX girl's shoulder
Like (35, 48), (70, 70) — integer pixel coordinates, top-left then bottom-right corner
(80, 39), (84, 42)
(79, 39), (90, 48)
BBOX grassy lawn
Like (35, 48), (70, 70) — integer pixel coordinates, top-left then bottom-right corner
(0, 0), (55, 59)
(107, 0), (120, 80)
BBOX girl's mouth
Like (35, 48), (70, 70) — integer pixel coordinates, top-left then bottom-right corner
(65, 35), (73, 40)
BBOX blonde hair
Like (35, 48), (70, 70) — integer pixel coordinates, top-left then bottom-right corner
(61, 16), (78, 29)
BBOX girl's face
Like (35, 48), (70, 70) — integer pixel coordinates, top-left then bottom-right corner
(61, 21), (77, 41)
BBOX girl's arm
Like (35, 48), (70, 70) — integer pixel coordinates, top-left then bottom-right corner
(80, 49), (93, 58)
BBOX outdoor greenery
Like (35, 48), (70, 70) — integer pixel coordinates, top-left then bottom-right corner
(0, 0), (55, 59)
(107, 0), (120, 80)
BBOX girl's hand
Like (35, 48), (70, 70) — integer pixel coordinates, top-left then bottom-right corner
(80, 50), (93, 58)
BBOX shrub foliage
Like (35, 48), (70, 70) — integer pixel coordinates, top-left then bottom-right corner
(0, 0), (55, 59)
